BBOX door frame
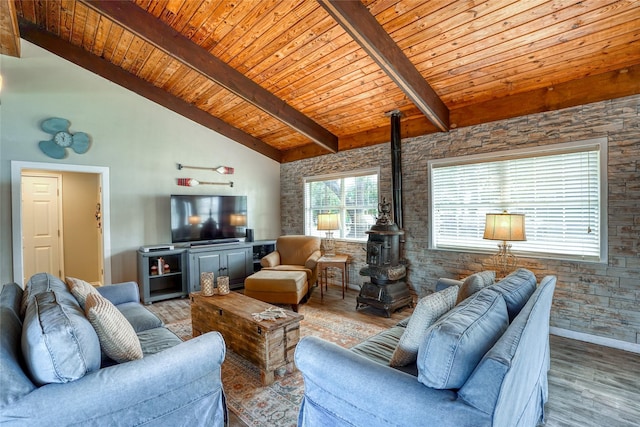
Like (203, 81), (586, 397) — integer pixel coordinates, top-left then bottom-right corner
(11, 161), (112, 285)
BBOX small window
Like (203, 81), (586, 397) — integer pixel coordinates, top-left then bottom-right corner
(428, 139), (607, 262)
(304, 169), (379, 241)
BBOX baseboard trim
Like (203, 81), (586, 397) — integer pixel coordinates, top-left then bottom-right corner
(550, 327), (640, 354)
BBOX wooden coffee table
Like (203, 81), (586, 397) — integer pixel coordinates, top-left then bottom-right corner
(190, 291), (304, 385)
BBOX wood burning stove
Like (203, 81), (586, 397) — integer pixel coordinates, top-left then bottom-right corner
(357, 198), (412, 317)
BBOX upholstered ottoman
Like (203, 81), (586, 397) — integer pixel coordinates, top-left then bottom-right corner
(244, 270), (309, 312)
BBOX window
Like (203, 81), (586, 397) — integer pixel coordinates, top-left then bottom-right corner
(428, 139), (607, 262)
(304, 169), (379, 241)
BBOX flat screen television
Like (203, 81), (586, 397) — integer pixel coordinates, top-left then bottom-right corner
(170, 194), (247, 245)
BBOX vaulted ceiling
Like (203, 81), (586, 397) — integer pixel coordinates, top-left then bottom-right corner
(2, 0), (639, 163)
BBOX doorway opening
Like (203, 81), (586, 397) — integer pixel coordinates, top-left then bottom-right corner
(11, 161), (111, 285)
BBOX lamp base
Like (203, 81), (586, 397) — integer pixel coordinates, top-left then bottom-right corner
(322, 231), (335, 257)
(492, 241), (518, 277)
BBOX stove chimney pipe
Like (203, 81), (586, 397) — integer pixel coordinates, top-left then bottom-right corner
(390, 111), (403, 230)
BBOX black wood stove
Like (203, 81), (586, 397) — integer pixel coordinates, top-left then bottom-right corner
(357, 198), (413, 317)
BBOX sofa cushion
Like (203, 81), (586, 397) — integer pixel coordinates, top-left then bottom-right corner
(456, 271), (496, 305)
(85, 293), (143, 363)
(1, 283), (36, 407)
(389, 285), (459, 367)
(417, 288), (509, 390)
(351, 325), (405, 365)
(2, 282), (23, 320)
(116, 302), (164, 333)
(95, 281), (141, 305)
(21, 290), (101, 385)
(459, 276), (556, 422)
(488, 268), (537, 321)
(66, 276), (99, 310)
(138, 327), (184, 356)
(20, 272), (70, 317)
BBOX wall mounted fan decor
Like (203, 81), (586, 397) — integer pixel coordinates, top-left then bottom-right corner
(39, 117), (91, 159)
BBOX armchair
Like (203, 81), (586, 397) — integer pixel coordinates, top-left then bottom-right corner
(260, 235), (322, 286)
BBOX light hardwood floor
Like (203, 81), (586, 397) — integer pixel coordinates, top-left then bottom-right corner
(225, 283), (640, 427)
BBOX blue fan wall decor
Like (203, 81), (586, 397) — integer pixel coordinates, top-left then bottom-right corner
(39, 117), (91, 159)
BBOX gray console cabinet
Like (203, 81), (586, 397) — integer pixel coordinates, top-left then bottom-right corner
(137, 248), (188, 304)
(188, 244), (252, 292)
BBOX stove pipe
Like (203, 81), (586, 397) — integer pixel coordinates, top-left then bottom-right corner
(390, 111), (403, 230)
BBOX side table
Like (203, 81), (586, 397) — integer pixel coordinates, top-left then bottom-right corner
(317, 254), (349, 299)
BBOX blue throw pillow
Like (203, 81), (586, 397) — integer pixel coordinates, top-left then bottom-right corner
(456, 270), (496, 304)
(21, 291), (101, 385)
(20, 273), (70, 317)
(1, 283), (36, 407)
(417, 288), (509, 389)
(488, 268), (537, 321)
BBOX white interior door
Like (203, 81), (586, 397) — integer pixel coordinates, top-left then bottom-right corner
(22, 173), (64, 282)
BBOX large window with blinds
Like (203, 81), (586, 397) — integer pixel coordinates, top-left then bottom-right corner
(304, 169), (379, 241)
(428, 139), (607, 262)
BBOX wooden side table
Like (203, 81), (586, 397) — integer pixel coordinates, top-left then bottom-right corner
(317, 254), (349, 299)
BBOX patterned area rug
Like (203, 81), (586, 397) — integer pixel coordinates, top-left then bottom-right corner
(147, 299), (384, 427)
(147, 299), (389, 427)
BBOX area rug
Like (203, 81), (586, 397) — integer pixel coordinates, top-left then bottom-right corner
(147, 299), (389, 427)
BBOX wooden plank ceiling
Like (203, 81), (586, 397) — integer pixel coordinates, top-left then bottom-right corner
(4, 0), (640, 163)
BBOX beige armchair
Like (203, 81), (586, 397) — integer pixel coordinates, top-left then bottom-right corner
(260, 235), (322, 286)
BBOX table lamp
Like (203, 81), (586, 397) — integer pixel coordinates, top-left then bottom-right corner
(483, 211), (526, 277)
(317, 213), (339, 256)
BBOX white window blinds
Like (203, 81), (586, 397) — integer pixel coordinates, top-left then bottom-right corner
(429, 139), (607, 262)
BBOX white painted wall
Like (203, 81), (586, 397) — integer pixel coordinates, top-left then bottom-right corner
(0, 41), (281, 284)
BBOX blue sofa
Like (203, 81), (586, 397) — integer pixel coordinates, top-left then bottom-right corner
(295, 269), (556, 427)
(0, 273), (227, 426)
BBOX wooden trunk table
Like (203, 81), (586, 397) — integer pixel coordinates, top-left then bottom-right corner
(190, 291), (304, 385)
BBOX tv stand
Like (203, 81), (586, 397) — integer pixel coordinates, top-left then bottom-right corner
(138, 241), (278, 299)
(187, 244), (251, 292)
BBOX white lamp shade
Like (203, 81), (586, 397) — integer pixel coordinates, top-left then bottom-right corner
(483, 212), (526, 241)
(317, 213), (339, 231)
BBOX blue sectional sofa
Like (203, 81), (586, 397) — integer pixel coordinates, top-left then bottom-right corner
(0, 273), (227, 426)
(295, 269), (556, 427)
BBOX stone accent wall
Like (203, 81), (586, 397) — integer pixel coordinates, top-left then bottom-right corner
(281, 94), (640, 345)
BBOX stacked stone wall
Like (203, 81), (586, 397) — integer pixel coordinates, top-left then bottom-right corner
(281, 95), (640, 344)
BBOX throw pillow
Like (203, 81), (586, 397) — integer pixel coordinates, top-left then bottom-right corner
(21, 291), (101, 385)
(20, 272), (70, 317)
(417, 288), (509, 390)
(389, 285), (459, 367)
(85, 292), (143, 363)
(66, 276), (99, 310)
(456, 270), (496, 305)
(488, 268), (536, 321)
(1, 283), (36, 406)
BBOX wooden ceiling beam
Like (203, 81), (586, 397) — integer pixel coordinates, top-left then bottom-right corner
(0, 0), (21, 57)
(284, 64), (640, 163)
(317, 0), (449, 132)
(281, 115), (439, 163)
(79, 0), (338, 153)
(18, 19), (282, 162)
